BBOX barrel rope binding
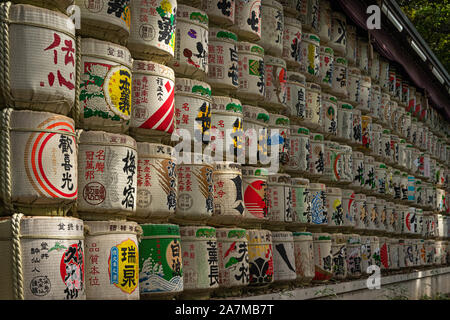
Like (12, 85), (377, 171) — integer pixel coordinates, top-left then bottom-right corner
(73, 35), (81, 127)
(0, 108), (13, 213)
(0, 2), (12, 106)
(11, 212), (24, 300)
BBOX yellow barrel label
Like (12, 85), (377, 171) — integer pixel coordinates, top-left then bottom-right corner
(109, 239), (139, 294)
(104, 65), (132, 120)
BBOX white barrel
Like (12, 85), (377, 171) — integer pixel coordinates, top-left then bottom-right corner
(351, 151), (365, 190)
(242, 167), (269, 221)
(130, 60), (175, 141)
(379, 237), (390, 270)
(175, 153), (214, 221)
(309, 183), (327, 226)
(298, 0), (319, 33)
(247, 229), (274, 286)
(9, 0), (73, 12)
(170, 5), (209, 79)
(282, 17), (302, 68)
(267, 174), (293, 223)
(300, 33), (321, 83)
(326, 187), (344, 228)
(379, 58), (390, 93)
(345, 234), (362, 278)
(337, 102), (353, 143)
(354, 193), (367, 231)
(272, 231), (296, 282)
(304, 82), (322, 129)
(0, 215), (85, 300)
(392, 170), (402, 200)
(415, 179), (425, 207)
(216, 228), (249, 288)
(331, 233), (347, 280)
(75, 0), (129, 45)
(286, 72), (307, 120)
(388, 66), (396, 97)
(210, 96), (244, 160)
(356, 37), (369, 75)
(236, 42), (265, 102)
(180, 226), (219, 295)
(345, 24), (357, 64)
(388, 239), (400, 270)
(79, 38), (132, 133)
(262, 55), (288, 110)
(319, 46), (334, 90)
(407, 175), (415, 202)
(232, 0), (262, 41)
(0, 109), (77, 215)
(365, 196), (377, 231)
(374, 162), (387, 196)
(369, 84), (381, 121)
(360, 236), (375, 274)
(268, 113), (290, 167)
(385, 165), (394, 199)
(378, 199), (388, 232)
(332, 57), (348, 98)
(359, 76), (372, 114)
(128, 0), (177, 63)
(0, 4), (76, 115)
(400, 172), (409, 201)
(380, 129), (392, 163)
(293, 232), (314, 284)
(207, 29), (239, 93)
(394, 73), (402, 102)
(77, 131), (137, 219)
(84, 221), (141, 300)
(318, 0), (331, 43)
(364, 155), (376, 192)
(329, 12), (346, 55)
(287, 126), (310, 173)
(308, 133), (325, 177)
(385, 202), (396, 233)
(342, 189), (356, 228)
(341, 144), (353, 183)
(347, 67), (361, 106)
(323, 140), (344, 183)
(242, 105), (269, 163)
(361, 115), (372, 151)
(401, 79), (410, 107)
(370, 52), (380, 83)
(135, 143), (177, 220)
(321, 93), (338, 138)
(351, 108), (362, 146)
(291, 178), (311, 224)
(201, 0), (235, 26)
(312, 233), (332, 282)
(174, 78), (212, 145)
(257, 0), (284, 56)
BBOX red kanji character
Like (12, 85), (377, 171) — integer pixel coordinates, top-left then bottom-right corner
(61, 39), (75, 66)
(44, 33), (61, 64)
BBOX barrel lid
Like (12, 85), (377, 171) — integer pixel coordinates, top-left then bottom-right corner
(85, 221), (141, 236)
(7, 109), (75, 132)
(180, 226), (216, 239)
(79, 130), (137, 149)
(322, 93), (338, 104)
(211, 96), (242, 114)
(306, 82), (321, 91)
(327, 187), (342, 195)
(141, 223), (180, 237)
(331, 233), (346, 244)
(137, 142), (174, 159)
(355, 193), (366, 200)
(81, 38), (132, 68)
(177, 4), (209, 27)
(309, 183), (326, 190)
(132, 60), (175, 80)
(342, 189), (355, 197)
(349, 67), (361, 75)
(175, 78), (212, 99)
(237, 42), (265, 57)
(243, 105), (269, 124)
(209, 28), (238, 42)
(293, 232), (312, 237)
(12, 216), (84, 239)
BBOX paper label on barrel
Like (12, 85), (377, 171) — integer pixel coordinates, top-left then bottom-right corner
(311, 190), (327, 225)
(175, 95), (211, 144)
(244, 178), (268, 219)
(84, 0), (131, 28)
(294, 240), (314, 279)
(273, 241), (296, 281)
(248, 243), (273, 285)
(218, 240), (249, 286)
(213, 173), (245, 216)
(108, 239), (139, 294)
(208, 36), (239, 87)
(327, 196), (343, 226)
(265, 64), (287, 106)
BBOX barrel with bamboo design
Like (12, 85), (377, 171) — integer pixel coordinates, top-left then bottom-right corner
(0, 109), (77, 216)
(293, 232), (314, 284)
(84, 220), (141, 300)
(247, 229), (274, 287)
(0, 3), (76, 115)
(78, 38), (132, 133)
(0, 215), (85, 300)
(128, 0), (176, 63)
(75, 0), (130, 45)
(130, 60), (175, 144)
(77, 130), (137, 220)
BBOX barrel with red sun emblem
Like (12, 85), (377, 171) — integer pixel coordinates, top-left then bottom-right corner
(242, 167), (269, 224)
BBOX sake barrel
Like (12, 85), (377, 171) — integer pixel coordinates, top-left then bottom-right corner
(332, 57), (348, 99)
(268, 113), (290, 167)
(347, 67), (361, 106)
(180, 226), (218, 298)
(266, 174), (293, 224)
(407, 86), (416, 113)
(326, 187), (344, 229)
(379, 58), (390, 93)
(309, 183), (327, 226)
(242, 167), (269, 221)
(279, 0), (300, 17)
(77, 131), (137, 220)
(398, 239), (406, 269)
(365, 196), (378, 232)
(76, 0), (129, 45)
(341, 144), (354, 184)
(210, 96), (244, 160)
(286, 72), (307, 120)
(312, 233), (332, 282)
(322, 140), (344, 183)
(388, 65), (396, 97)
(293, 232), (314, 284)
(386, 202), (397, 234)
(374, 162), (387, 196)
(308, 133), (325, 177)
(364, 155), (376, 192)
(329, 12), (346, 55)
(201, 0), (235, 26)
(330, 233), (347, 280)
(321, 93), (338, 138)
(318, 0), (331, 43)
(361, 115), (372, 151)
(0, 109), (77, 216)
(175, 153), (214, 222)
(342, 189), (356, 229)
(395, 73), (402, 102)
(360, 236), (374, 274)
(388, 238), (400, 270)
(337, 102), (353, 143)
(404, 239), (414, 267)
(401, 79), (410, 107)
(247, 229), (274, 286)
(415, 208), (424, 235)
(261, 55), (288, 110)
(300, 33), (321, 83)
(410, 119), (418, 145)
(304, 82), (322, 130)
(216, 228), (249, 289)
(351, 151), (365, 190)
(319, 46), (334, 90)
(130, 60), (175, 142)
(287, 126), (310, 173)
(298, 0), (319, 33)
(291, 178), (311, 225)
(232, 0), (262, 41)
(79, 38), (132, 133)
(10, 0), (73, 12)
(170, 5), (209, 80)
(401, 207), (415, 234)
(207, 28), (239, 93)
(385, 165), (394, 199)
(378, 199), (388, 232)
(359, 76), (372, 114)
(127, 0), (177, 63)
(236, 42), (265, 103)
(84, 221), (140, 300)
(211, 162), (244, 225)
(407, 175), (415, 202)
(380, 129), (392, 163)
(138, 224), (183, 298)
(378, 237), (390, 270)
(397, 140), (408, 169)
(389, 101), (402, 134)
(346, 234), (362, 279)
(356, 37), (369, 75)
(369, 84), (381, 121)
(425, 240), (435, 266)
(400, 172), (409, 201)
(415, 179), (425, 207)
(282, 17), (302, 68)
(134, 143), (177, 220)
(393, 170), (402, 200)
(0, 215), (85, 300)
(351, 108), (362, 146)
(345, 24), (357, 64)
(257, 0), (284, 56)
(272, 231), (296, 283)
(174, 78), (212, 146)
(370, 52), (380, 84)
(0, 4), (76, 115)
(354, 193), (367, 232)
(242, 105), (269, 163)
